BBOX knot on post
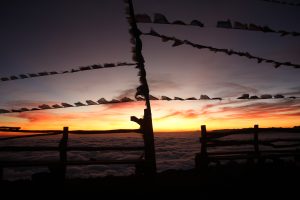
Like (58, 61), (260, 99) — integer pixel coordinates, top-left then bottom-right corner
(131, 116), (144, 134)
(130, 116), (143, 126)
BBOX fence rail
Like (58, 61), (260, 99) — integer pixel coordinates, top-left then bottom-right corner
(0, 146), (145, 152)
(69, 129), (141, 135)
(0, 112), (156, 181)
(0, 129), (141, 141)
(196, 124), (300, 169)
(0, 132), (62, 141)
(0, 128), (141, 134)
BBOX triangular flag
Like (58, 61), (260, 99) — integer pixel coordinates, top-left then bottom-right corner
(153, 13), (169, 24)
(135, 14), (152, 23)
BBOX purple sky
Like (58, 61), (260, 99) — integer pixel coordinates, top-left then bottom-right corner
(0, 0), (299, 130)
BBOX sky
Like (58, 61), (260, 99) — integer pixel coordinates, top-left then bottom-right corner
(0, 0), (299, 131)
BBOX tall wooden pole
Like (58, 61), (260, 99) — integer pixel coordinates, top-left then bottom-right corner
(126, 0), (156, 175)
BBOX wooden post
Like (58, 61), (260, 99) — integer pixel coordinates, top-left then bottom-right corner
(126, 0), (157, 175)
(295, 149), (300, 162)
(131, 115), (146, 175)
(196, 125), (209, 169)
(0, 167), (3, 181)
(200, 125), (207, 156)
(58, 127), (68, 181)
(142, 108), (157, 176)
(254, 124), (260, 158)
(254, 125), (259, 154)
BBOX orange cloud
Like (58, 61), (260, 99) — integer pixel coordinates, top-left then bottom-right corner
(155, 109), (199, 120)
(16, 111), (78, 123)
(0, 99), (299, 132)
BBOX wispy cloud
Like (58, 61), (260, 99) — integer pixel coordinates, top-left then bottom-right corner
(103, 101), (145, 111)
(211, 82), (259, 98)
(14, 111), (79, 123)
(153, 99), (300, 122)
(149, 76), (180, 92)
(114, 74), (180, 100)
(155, 109), (199, 120)
(282, 86), (300, 96)
(115, 88), (136, 99)
(200, 99), (300, 120)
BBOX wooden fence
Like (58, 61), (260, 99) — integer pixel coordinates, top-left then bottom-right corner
(0, 109), (156, 180)
(195, 125), (300, 168)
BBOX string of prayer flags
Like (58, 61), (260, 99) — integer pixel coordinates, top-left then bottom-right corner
(135, 13), (205, 28)
(261, 0), (300, 7)
(0, 62), (136, 83)
(154, 13), (170, 24)
(217, 20), (232, 29)
(86, 100), (98, 105)
(135, 14), (152, 23)
(134, 13), (299, 37)
(143, 29), (300, 69)
(161, 96), (172, 100)
(1, 93), (297, 114)
(237, 93), (287, 99)
(217, 19), (300, 36)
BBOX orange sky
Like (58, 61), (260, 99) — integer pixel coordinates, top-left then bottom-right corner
(1, 99), (299, 132)
(0, 1), (300, 133)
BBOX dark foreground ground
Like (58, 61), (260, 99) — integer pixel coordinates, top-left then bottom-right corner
(1, 161), (300, 197)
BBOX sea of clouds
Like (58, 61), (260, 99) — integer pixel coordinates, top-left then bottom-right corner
(0, 132), (201, 180)
(1, 131), (299, 181)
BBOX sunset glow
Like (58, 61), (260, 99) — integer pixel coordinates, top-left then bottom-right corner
(0, 0), (299, 132)
(1, 99), (299, 132)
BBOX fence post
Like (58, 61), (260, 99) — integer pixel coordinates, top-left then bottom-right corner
(200, 125), (208, 156)
(254, 124), (260, 160)
(58, 127), (68, 181)
(196, 125), (209, 169)
(142, 108), (157, 176)
(0, 167), (3, 181)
